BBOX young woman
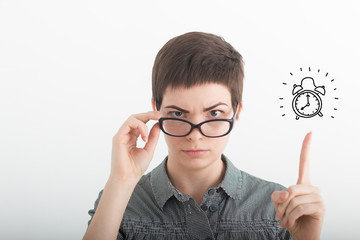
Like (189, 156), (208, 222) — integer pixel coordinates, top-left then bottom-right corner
(83, 32), (325, 240)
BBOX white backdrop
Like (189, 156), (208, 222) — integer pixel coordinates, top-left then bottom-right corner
(1, 0), (359, 239)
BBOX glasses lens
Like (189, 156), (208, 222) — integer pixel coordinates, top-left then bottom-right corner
(201, 121), (231, 137)
(162, 119), (192, 136)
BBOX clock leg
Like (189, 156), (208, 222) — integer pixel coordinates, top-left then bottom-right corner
(296, 116), (299, 120)
(318, 112), (323, 117)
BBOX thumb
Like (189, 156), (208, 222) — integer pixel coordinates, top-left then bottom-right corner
(271, 191), (289, 204)
(143, 123), (160, 156)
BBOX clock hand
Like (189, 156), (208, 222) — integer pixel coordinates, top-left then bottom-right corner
(301, 103), (310, 110)
(300, 94), (312, 110)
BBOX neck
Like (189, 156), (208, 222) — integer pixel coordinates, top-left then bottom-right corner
(166, 154), (226, 204)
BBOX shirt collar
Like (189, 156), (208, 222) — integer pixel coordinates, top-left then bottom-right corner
(219, 154), (242, 200)
(150, 156), (174, 210)
(150, 154), (242, 211)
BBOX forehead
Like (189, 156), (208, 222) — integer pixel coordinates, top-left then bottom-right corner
(162, 83), (231, 107)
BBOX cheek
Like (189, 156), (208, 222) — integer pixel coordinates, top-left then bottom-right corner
(209, 134), (232, 155)
(212, 136), (230, 150)
(164, 135), (181, 149)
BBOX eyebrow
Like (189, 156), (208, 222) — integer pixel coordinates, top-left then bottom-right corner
(164, 102), (228, 113)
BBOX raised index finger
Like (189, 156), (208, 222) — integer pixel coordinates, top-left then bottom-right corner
(297, 131), (312, 185)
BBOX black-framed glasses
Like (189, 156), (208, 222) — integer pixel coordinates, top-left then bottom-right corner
(158, 104), (238, 138)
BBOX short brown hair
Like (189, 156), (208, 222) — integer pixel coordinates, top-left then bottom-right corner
(152, 32), (244, 111)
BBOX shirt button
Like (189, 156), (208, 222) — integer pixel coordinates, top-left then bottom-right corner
(200, 204), (208, 211)
(208, 189), (215, 195)
(209, 205), (218, 212)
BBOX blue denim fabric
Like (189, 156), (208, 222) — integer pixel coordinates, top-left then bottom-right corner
(88, 155), (292, 240)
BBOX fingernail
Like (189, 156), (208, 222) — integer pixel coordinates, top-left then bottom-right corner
(275, 212), (281, 220)
(280, 192), (289, 201)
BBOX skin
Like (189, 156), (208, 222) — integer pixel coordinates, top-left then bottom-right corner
(83, 110), (163, 240)
(83, 83), (325, 240)
(153, 83), (241, 205)
(271, 132), (325, 240)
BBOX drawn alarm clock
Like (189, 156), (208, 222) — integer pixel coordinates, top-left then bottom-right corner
(292, 77), (326, 120)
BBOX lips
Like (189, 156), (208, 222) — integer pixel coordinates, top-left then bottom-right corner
(182, 149), (209, 157)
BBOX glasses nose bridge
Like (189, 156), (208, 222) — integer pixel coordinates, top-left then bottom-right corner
(188, 121), (205, 137)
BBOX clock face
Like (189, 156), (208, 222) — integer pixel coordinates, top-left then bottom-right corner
(292, 90), (322, 117)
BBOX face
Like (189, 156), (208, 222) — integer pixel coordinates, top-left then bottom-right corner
(157, 83), (239, 171)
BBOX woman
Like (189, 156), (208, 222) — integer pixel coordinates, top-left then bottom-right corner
(83, 32), (325, 240)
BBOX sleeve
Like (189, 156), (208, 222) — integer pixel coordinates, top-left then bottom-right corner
(87, 189), (103, 227)
(87, 189), (125, 240)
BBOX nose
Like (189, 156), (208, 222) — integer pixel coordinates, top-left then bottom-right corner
(186, 127), (204, 140)
(185, 117), (204, 140)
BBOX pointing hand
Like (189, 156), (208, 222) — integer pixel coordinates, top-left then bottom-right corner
(271, 132), (325, 240)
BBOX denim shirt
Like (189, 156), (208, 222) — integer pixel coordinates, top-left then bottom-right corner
(88, 155), (292, 240)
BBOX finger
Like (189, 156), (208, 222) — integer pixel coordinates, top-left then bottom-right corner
(271, 191), (289, 219)
(283, 202), (323, 228)
(116, 111), (161, 143)
(132, 111), (162, 123)
(283, 193), (322, 225)
(276, 185), (319, 219)
(127, 111), (162, 142)
(297, 131), (312, 185)
(271, 191), (289, 204)
(144, 123), (161, 155)
(120, 118), (149, 143)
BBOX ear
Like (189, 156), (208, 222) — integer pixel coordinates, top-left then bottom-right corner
(151, 98), (156, 111)
(236, 102), (243, 120)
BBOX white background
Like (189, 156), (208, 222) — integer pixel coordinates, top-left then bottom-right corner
(1, 0), (359, 239)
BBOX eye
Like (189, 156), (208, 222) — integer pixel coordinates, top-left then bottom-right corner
(209, 110), (222, 118)
(170, 111), (184, 118)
